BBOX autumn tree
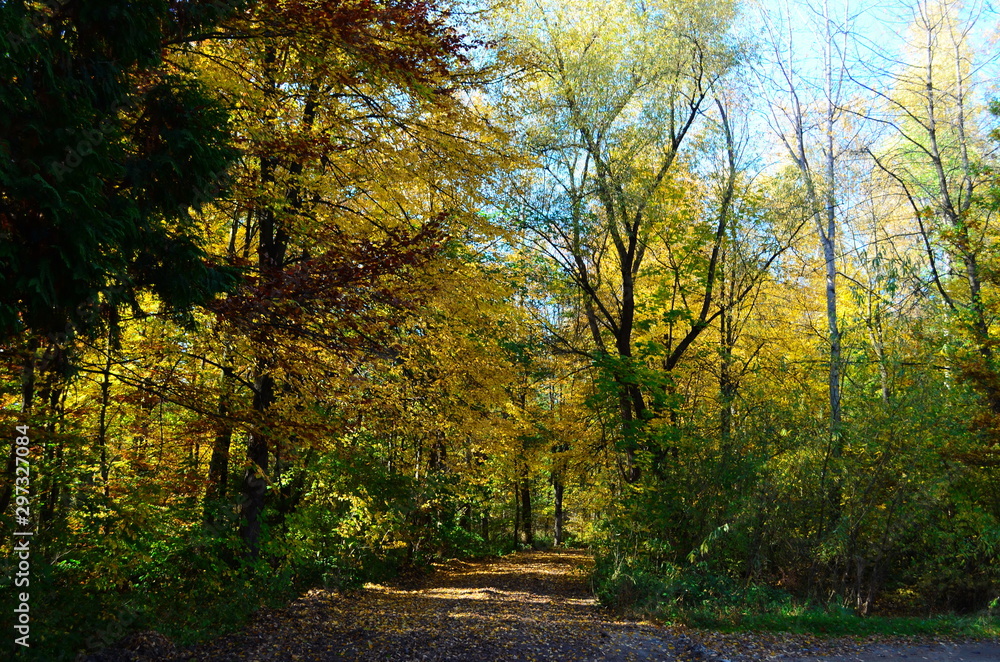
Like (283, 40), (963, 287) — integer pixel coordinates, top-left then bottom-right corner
(756, 0), (858, 486)
(168, 0), (517, 555)
(855, 0), (1000, 438)
(502, 0), (744, 481)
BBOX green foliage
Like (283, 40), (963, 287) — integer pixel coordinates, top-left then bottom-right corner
(584, 347), (1000, 632)
(0, 0), (242, 341)
(592, 550), (1000, 638)
(695, 605), (1000, 638)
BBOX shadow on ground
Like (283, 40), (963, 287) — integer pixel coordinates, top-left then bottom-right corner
(83, 550), (1000, 662)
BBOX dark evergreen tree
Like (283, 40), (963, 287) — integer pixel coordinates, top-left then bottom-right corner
(0, 0), (245, 342)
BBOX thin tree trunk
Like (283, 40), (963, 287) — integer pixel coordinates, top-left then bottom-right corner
(822, 126), (843, 452)
(520, 470), (533, 547)
(719, 253), (735, 445)
(39, 375), (65, 532)
(241, 367), (273, 557)
(97, 337), (113, 500)
(205, 360), (234, 517)
(774, 1), (844, 536)
(869, 313), (891, 405)
(513, 482), (520, 547)
(553, 478), (564, 547)
(0, 339), (37, 524)
(461, 503), (472, 532)
(820, 0), (844, 534)
(239, 42), (279, 556)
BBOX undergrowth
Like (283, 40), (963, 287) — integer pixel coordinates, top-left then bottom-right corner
(591, 555), (1000, 639)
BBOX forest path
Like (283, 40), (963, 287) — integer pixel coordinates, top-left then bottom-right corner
(169, 549), (698, 661)
(167, 550), (1000, 662)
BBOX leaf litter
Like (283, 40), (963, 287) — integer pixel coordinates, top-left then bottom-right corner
(86, 550), (1000, 661)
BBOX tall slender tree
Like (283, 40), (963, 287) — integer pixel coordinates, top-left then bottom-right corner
(506, 0), (741, 480)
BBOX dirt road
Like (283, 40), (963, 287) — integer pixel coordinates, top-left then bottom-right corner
(114, 550), (997, 661)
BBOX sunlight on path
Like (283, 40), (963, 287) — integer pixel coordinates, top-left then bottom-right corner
(164, 550), (1000, 662)
(171, 549), (702, 661)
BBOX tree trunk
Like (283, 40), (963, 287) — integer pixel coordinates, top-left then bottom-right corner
(205, 360), (234, 520)
(460, 503), (472, 532)
(820, 3), (844, 534)
(0, 339), (37, 526)
(97, 339), (113, 501)
(519, 471), (533, 547)
(869, 314), (891, 405)
(240, 368), (273, 557)
(775, 1), (845, 538)
(719, 262), (736, 445)
(513, 482), (520, 547)
(822, 141), (843, 451)
(206, 210), (243, 521)
(553, 478), (564, 546)
(238, 42), (282, 556)
(38, 372), (65, 533)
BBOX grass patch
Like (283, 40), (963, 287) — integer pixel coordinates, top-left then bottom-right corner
(687, 605), (1000, 638)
